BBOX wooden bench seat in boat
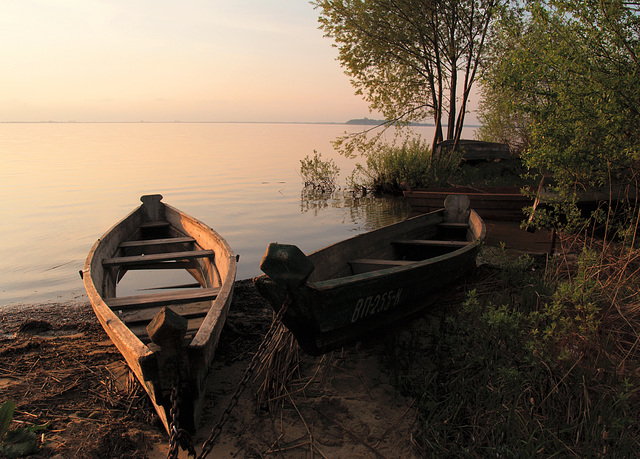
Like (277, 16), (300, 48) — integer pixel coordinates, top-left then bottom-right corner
(118, 301), (212, 326)
(137, 221), (171, 229)
(348, 258), (415, 274)
(119, 236), (196, 249)
(102, 249), (215, 267)
(392, 239), (469, 248)
(438, 222), (469, 230)
(130, 316), (206, 344)
(105, 287), (220, 311)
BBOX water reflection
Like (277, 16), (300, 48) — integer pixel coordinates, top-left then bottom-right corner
(299, 188), (412, 233)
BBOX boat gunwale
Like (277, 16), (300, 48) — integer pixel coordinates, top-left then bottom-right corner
(161, 202), (237, 349)
(83, 200), (236, 352)
(82, 197), (237, 433)
(82, 204), (154, 367)
(307, 209), (486, 291)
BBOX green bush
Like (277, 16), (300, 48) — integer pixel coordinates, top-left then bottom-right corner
(0, 401), (47, 458)
(348, 137), (461, 193)
(382, 246), (640, 456)
(299, 150), (340, 193)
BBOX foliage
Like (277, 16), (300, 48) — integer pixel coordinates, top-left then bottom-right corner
(0, 401), (47, 458)
(0, 401), (13, 442)
(314, 0), (498, 153)
(346, 137), (462, 193)
(454, 158), (534, 187)
(299, 150), (340, 193)
(478, 0), (640, 229)
(383, 241), (640, 456)
(475, 2), (533, 152)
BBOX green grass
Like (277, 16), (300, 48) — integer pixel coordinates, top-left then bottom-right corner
(382, 241), (640, 457)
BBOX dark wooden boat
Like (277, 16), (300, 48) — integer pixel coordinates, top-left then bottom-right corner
(254, 195), (485, 355)
(435, 139), (511, 161)
(403, 185), (533, 221)
(81, 194), (237, 434)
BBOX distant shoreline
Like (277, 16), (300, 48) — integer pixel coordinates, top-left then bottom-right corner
(0, 120), (480, 127)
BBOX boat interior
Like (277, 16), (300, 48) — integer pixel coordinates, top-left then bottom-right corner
(347, 221), (472, 275)
(101, 219), (220, 346)
(306, 212), (475, 280)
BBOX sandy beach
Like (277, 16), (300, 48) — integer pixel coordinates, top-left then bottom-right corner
(1, 279), (421, 458)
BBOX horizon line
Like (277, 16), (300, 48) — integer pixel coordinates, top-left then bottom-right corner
(0, 120), (481, 127)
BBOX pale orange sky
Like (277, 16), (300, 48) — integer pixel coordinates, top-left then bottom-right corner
(0, 1), (478, 124)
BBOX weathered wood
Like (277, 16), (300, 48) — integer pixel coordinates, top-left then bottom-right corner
(119, 236), (195, 248)
(444, 194), (470, 224)
(403, 186), (533, 221)
(103, 249), (215, 267)
(119, 301), (211, 326)
(146, 308), (189, 397)
(105, 287), (220, 310)
(131, 316), (206, 344)
(392, 239), (469, 248)
(140, 194), (164, 221)
(436, 139), (511, 161)
(255, 205), (486, 355)
(147, 307), (188, 347)
(138, 221), (171, 229)
(438, 222), (469, 229)
(114, 261), (197, 271)
(82, 194), (237, 434)
(349, 258), (414, 267)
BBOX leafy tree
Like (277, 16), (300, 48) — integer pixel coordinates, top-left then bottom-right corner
(478, 1), (640, 211)
(475, 2), (532, 152)
(314, 0), (498, 156)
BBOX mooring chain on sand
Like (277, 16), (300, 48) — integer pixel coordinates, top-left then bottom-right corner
(168, 381), (196, 459)
(170, 293), (292, 459)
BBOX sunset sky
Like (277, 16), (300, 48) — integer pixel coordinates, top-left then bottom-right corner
(0, 1), (359, 122)
(0, 1), (479, 124)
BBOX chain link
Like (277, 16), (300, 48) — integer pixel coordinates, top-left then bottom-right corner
(197, 294), (291, 459)
(167, 381), (197, 458)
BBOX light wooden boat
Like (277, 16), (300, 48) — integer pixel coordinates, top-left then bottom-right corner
(81, 194), (237, 433)
(254, 195), (485, 355)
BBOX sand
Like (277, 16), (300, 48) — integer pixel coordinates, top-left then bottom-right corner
(0, 280), (419, 458)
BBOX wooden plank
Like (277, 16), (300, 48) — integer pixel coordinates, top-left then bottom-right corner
(105, 287), (220, 310)
(138, 221), (170, 229)
(392, 239), (469, 248)
(436, 139), (511, 161)
(438, 222), (469, 229)
(103, 250), (215, 267)
(119, 236), (195, 248)
(130, 316), (205, 344)
(348, 258), (414, 274)
(118, 301), (211, 326)
(116, 261), (197, 271)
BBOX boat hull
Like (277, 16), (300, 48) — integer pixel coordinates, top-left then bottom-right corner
(82, 195), (236, 433)
(403, 186), (533, 221)
(255, 205), (485, 355)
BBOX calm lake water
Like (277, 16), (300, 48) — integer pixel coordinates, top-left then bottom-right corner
(0, 122), (474, 308)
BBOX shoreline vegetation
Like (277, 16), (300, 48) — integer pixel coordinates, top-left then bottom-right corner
(4, 228), (639, 456)
(297, 131), (640, 455)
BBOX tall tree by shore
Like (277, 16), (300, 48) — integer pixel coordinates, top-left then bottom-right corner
(314, 0), (497, 155)
(478, 1), (640, 199)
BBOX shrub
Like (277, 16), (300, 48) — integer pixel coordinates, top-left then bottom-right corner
(299, 150), (340, 193)
(348, 137), (461, 193)
(382, 242), (640, 456)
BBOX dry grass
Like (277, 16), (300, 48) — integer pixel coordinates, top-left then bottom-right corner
(0, 321), (159, 457)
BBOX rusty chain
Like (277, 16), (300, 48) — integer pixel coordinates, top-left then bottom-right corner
(196, 294), (292, 459)
(168, 380), (196, 458)
(168, 385), (180, 458)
